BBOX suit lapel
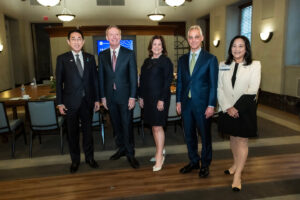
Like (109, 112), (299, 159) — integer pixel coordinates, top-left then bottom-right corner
(233, 62), (248, 91)
(104, 49), (113, 72)
(191, 50), (205, 77)
(82, 52), (88, 79)
(67, 52), (82, 79)
(115, 47), (124, 72)
(183, 53), (190, 77)
(225, 62), (235, 92)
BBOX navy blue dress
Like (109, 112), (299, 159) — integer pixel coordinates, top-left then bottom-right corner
(139, 55), (173, 126)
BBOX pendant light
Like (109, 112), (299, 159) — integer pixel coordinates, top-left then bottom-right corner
(148, 0), (165, 21)
(56, 0), (75, 22)
(37, 0), (60, 7)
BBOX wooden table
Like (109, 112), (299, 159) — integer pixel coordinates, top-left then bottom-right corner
(0, 85), (55, 103)
(0, 85), (56, 118)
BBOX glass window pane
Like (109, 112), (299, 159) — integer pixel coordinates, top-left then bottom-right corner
(240, 5), (252, 42)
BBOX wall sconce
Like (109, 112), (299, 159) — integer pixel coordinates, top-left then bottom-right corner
(260, 31), (273, 42)
(213, 39), (220, 47)
(0, 44), (3, 52)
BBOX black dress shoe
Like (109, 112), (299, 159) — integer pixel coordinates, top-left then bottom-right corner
(232, 186), (241, 192)
(127, 156), (140, 169)
(70, 162), (79, 174)
(179, 163), (200, 174)
(85, 159), (99, 169)
(110, 150), (126, 160)
(199, 167), (209, 178)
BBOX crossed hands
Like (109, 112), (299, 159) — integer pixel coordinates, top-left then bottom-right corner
(227, 107), (239, 118)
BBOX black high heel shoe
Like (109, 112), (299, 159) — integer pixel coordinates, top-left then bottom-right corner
(232, 185), (241, 192)
(224, 169), (234, 175)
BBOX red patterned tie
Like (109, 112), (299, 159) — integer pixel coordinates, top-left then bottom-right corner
(112, 50), (117, 89)
(112, 50), (117, 72)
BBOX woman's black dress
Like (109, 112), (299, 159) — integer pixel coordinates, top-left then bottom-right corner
(139, 55), (173, 126)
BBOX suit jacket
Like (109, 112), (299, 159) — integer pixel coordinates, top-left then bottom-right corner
(217, 60), (261, 136)
(98, 46), (137, 105)
(176, 50), (218, 112)
(217, 60), (261, 112)
(56, 51), (99, 110)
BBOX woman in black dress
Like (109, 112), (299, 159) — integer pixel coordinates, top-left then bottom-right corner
(139, 35), (173, 172)
(217, 36), (261, 191)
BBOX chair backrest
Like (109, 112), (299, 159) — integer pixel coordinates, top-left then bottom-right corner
(0, 102), (10, 133)
(27, 100), (58, 130)
(168, 94), (178, 117)
(133, 101), (141, 122)
(42, 80), (51, 85)
(92, 111), (100, 126)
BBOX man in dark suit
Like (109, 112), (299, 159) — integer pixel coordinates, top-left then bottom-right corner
(176, 25), (218, 177)
(98, 26), (139, 169)
(56, 29), (100, 173)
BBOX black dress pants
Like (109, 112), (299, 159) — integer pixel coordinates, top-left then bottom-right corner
(66, 97), (94, 163)
(108, 98), (134, 157)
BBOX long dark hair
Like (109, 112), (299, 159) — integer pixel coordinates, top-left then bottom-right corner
(225, 35), (252, 65)
(148, 35), (167, 58)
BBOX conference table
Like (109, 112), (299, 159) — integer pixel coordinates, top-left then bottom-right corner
(0, 85), (56, 119)
(0, 85), (55, 102)
(0, 84), (177, 118)
(0, 84), (107, 145)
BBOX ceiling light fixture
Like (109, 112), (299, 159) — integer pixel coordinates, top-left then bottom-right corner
(165, 0), (185, 7)
(0, 43), (3, 52)
(37, 0), (60, 7)
(148, 0), (165, 21)
(56, 0), (75, 22)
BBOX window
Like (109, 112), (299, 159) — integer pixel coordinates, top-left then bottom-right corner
(240, 4), (252, 42)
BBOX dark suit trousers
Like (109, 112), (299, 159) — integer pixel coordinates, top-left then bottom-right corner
(108, 93), (134, 156)
(66, 97), (94, 163)
(182, 98), (212, 167)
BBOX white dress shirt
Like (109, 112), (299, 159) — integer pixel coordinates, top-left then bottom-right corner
(72, 50), (84, 70)
(110, 45), (120, 61)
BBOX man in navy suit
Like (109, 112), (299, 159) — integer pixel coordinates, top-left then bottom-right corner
(176, 25), (218, 177)
(56, 29), (100, 173)
(98, 26), (139, 169)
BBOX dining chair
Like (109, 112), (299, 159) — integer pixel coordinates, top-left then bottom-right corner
(133, 101), (144, 139)
(0, 102), (27, 158)
(92, 110), (105, 147)
(167, 94), (182, 133)
(27, 100), (64, 157)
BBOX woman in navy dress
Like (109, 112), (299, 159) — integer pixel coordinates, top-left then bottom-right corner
(139, 35), (173, 172)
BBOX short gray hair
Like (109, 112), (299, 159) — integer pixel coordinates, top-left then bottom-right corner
(188, 25), (203, 36)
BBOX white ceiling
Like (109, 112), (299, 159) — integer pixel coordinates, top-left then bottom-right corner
(0, 0), (239, 26)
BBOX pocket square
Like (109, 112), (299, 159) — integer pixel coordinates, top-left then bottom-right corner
(70, 59), (74, 62)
